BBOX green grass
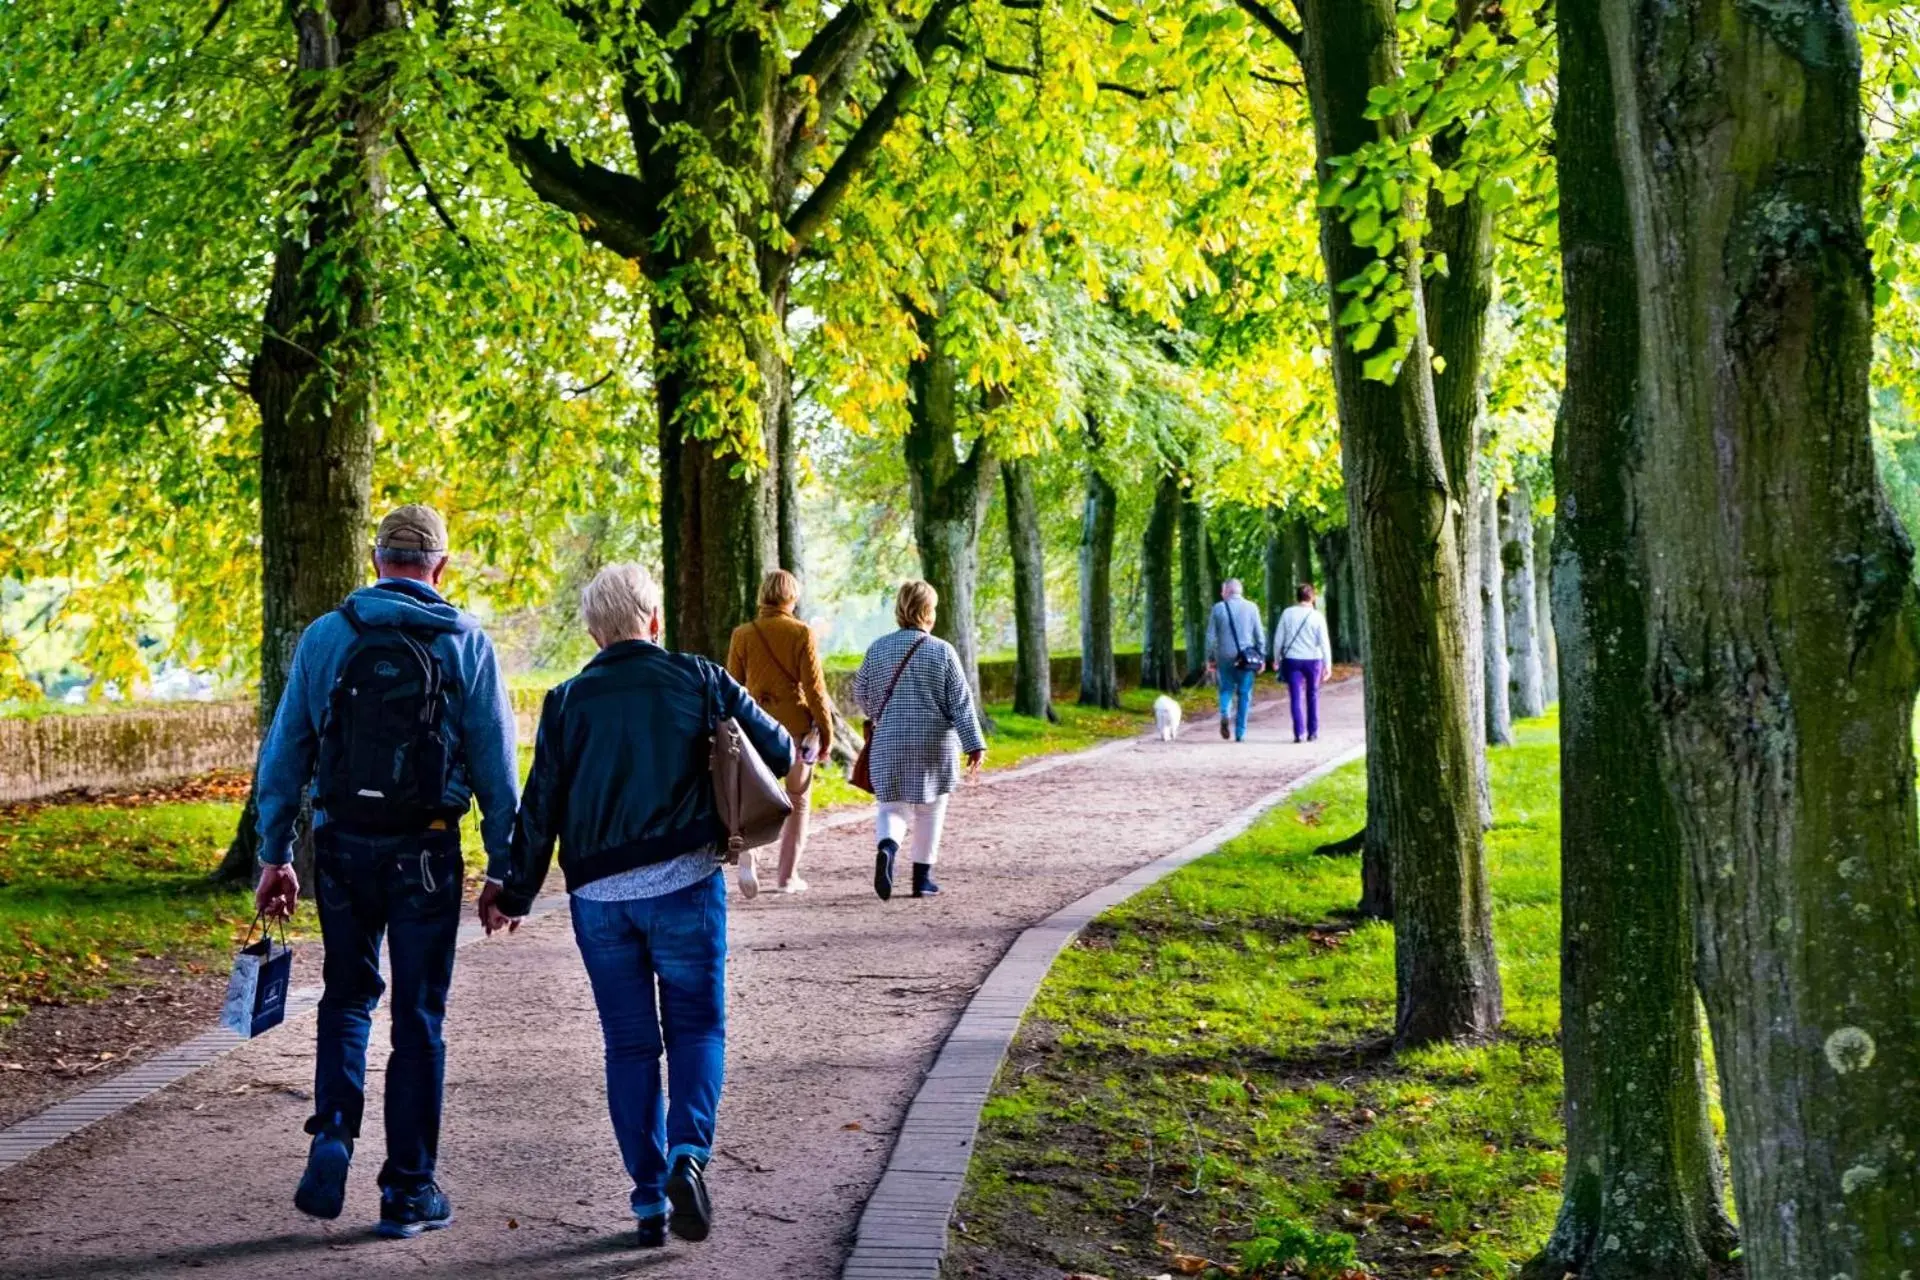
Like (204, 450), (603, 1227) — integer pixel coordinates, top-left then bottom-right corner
(0, 798), (276, 1024)
(949, 715), (1569, 1280)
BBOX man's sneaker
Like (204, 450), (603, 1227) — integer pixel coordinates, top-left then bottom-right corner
(293, 1133), (352, 1220)
(666, 1154), (713, 1242)
(1219, 715), (1231, 740)
(636, 1213), (668, 1249)
(375, 1183), (454, 1239)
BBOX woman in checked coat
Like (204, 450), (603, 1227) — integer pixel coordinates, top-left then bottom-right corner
(853, 581), (987, 900)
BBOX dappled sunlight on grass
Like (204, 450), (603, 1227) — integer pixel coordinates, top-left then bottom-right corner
(951, 715), (1569, 1280)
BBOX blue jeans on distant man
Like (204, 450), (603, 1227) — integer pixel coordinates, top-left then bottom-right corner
(310, 824), (464, 1193)
(1218, 665), (1256, 741)
(570, 872), (728, 1219)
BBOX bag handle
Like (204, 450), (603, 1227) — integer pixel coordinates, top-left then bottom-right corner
(240, 910), (289, 950)
(870, 634), (930, 728)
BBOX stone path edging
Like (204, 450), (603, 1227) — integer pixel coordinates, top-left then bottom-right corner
(839, 743), (1367, 1280)
(0, 697), (1277, 1177)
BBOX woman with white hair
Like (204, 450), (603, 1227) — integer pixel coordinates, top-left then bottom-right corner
(481, 563), (791, 1250)
(852, 580), (986, 900)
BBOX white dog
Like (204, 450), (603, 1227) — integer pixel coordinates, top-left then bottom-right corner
(1153, 694), (1183, 742)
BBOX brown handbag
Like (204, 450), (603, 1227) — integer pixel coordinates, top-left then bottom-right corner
(709, 689), (794, 862)
(850, 634), (929, 795)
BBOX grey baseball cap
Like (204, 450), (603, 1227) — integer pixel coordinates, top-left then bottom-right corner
(375, 504), (449, 553)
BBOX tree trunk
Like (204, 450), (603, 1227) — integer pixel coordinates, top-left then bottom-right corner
(1003, 458), (1056, 722)
(1316, 527), (1352, 663)
(218, 0), (398, 884)
(1532, 514), (1557, 703)
(1299, 0), (1501, 1046)
(1078, 458), (1120, 708)
(1500, 484), (1546, 719)
(905, 305), (994, 729)
(1264, 509), (1290, 621)
(1478, 484), (1514, 747)
(1288, 517), (1314, 593)
(1525, 5), (1737, 1270)
(1427, 121), (1497, 832)
(1140, 469), (1181, 694)
(1604, 4), (1920, 1275)
(1178, 492), (1211, 684)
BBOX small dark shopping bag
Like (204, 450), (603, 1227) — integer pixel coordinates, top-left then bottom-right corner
(220, 915), (293, 1039)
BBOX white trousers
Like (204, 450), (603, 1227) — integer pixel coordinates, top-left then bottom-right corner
(876, 795), (951, 866)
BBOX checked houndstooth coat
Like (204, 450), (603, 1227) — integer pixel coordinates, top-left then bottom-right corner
(852, 627), (988, 805)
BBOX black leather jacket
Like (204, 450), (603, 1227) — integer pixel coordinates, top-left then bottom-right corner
(498, 640), (793, 914)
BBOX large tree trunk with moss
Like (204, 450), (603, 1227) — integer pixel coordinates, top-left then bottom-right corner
(1603, 3), (1920, 1274)
(1140, 470), (1181, 694)
(218, 0), (399, 884)
(1299, 0), (1501, 1045)
(1478, 485), (1513, 747)
(1178, 493), (1211, 684)
(1078, 456), (1120, 708)
(1003, 458), (1056, 722)
(905, 306), (993, 729)
(1500, 484), (1546, 719)
(1532, 514), (1557, 702)
(1524, 7), (1738, 1270)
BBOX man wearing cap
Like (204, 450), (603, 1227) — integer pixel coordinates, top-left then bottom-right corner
(251, 505), (518, 1238)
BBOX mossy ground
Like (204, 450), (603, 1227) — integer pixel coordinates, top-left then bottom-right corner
(946, 716), (1572, 1280)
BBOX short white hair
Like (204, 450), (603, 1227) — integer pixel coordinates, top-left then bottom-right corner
(581, 562), (661, 641)
(1222, 578), (1244, 596)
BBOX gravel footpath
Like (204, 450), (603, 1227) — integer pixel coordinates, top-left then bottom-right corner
(0, 679), (1363, 1280)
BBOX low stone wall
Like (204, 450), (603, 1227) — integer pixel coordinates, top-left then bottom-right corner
(0, 703), (259, 804)
(2, 651), (1178, 803)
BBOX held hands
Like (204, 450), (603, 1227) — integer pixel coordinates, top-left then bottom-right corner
(965, 748), (987, 779)
(255, 864), (300, 920)
(477, 881), (520, 936)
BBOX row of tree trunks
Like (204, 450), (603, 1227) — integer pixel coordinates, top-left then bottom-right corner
(219, 0), (402, 883)
(1139, 469), (1181, 694)
(1525, 3), (1737, 1270)
(1500, 482), (1547, 719)
(1002, 458), (1056, 722)
(1264, 510), (1291, 628)
(1531, 515), (1557, 702)
(1601, 2), (1920, 1275)
(1478, 484), (1514, 747)
(904, 306), (994, 727)
(1178, 493), (1211, 684)
(1297, 0), (1501, 1046)
(1078, 447), (1121, 708)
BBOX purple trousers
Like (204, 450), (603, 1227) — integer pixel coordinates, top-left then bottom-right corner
(1280, 658), (1323, 739)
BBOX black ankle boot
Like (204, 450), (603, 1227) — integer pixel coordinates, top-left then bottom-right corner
(912, 862), (940, 897)
(874, 839), (899, 901)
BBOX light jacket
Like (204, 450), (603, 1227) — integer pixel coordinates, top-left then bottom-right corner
(1206, 596), (1267, 671)
(252, 578), (519, 872)
(498, 640), (792, 914)
(726, 606), (836, 756)
(1271, 604), (1333, 664)
(852, 628), (986, 804)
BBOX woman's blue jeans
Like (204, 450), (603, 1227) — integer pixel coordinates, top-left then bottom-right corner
(569, 872), (728, 1219)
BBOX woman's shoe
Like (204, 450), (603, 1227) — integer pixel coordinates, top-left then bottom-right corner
(737, 850), (760, 900)
(911, 863), (941, 897)
(666, 1155), (713, 1242)
(780, 877), (809, 894)
(874, 839), (898, 901)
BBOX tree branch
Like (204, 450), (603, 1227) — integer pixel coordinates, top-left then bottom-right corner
(979, 55), (1174, 99)
(1236, 0), (1302, 56)
(785, 0), (964, 252)
(506, 134), (651, 262)
(396, 126), (471, 248)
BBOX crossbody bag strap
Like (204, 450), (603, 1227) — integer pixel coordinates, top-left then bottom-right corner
(1224, 601), (1245, 651)
(1277, 612), (1311, 658)
(872, 634), (930, 726)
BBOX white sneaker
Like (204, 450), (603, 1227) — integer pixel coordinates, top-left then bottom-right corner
(780, 877), (809, 894)
(737, 851), (761, 900)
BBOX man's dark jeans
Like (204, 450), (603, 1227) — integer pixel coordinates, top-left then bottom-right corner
(310, 824), (463, 1193)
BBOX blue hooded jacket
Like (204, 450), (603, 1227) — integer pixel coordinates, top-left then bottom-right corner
(253, 578), (520, 875)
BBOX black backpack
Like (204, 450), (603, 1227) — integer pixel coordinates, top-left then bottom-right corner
(313, 594), (453, 833)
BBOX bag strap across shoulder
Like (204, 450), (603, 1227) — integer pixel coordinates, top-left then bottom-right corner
(1277, 608), (1311, 658)
(872, 634), (930, 726)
